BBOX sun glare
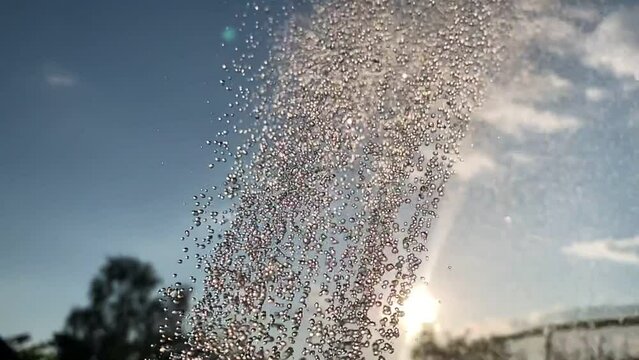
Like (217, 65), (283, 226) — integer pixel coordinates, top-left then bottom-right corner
(402, 285), (439, 336)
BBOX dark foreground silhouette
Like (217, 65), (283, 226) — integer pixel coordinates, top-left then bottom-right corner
(3, 256), (638, 360)
(3, 256), (187, 360)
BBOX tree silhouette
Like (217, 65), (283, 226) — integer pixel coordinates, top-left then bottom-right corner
(54, 256), (174, 360)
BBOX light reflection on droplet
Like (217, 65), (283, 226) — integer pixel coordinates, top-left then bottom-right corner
(159, 0), (512, 358)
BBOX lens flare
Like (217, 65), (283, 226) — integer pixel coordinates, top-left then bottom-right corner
(402, 286), (440, 336)
(221, 26), (236, 43)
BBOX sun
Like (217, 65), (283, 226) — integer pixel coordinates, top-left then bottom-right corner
(402, 285), (440, 336)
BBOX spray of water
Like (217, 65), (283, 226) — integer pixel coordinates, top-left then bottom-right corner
(159, 0), (512, 359)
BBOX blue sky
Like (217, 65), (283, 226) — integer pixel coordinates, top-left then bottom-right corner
(0, 0), (254, 341)
(422, 0), (639, 336)
(1, 0), (638, 348)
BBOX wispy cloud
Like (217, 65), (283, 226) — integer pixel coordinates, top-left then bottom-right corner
(560, 5), (601, 23)
(562, 236), (639, 265)
(476, 4), (639, 137)
(519, 3), (639, 81)
(477, 70), (580, 136)
(509, 152), (534, 165)
(45, 72), (77, 87)
(516, 15), (582, 56)
(582, 8), (639, 81)
(455, 151), (497, 182)
(477, 98), (580, 136)
(584, 87), (608, 102)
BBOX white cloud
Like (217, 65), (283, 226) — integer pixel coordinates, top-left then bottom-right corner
(562, 236), (639, 265)
(477, 97), (580, 136)
(514, 3), (639, 84)
(45, 73), (77, 87)
(584, 87), (607, 102)
(516, 15), (581, 56)
(560, 5), (601, 23)
(521, 5), (639, 81)
(509, 152), (534, 164)
(509, 71), (573, 103)
(582, 9), (639, 80)
(455, 151), (497, 182)
(475, 5), (639, 137)
(514, 0), (554, 13)
(476, 70), (580, 136)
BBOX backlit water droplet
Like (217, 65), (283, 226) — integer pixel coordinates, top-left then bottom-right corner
(160, 0), (512, 358)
